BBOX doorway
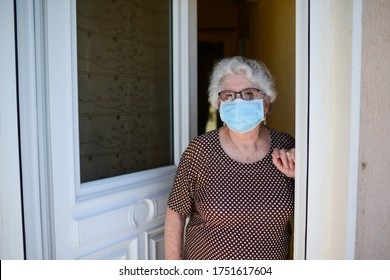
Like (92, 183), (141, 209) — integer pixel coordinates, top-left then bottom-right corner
(196, 0), (297, 258)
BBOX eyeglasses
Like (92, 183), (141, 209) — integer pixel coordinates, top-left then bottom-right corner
(218, 88), (267, 102)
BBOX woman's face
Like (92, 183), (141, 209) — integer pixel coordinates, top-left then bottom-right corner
(218, 74), (270, 113)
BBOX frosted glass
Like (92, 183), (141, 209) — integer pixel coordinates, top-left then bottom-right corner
(77, 0), (172, 182)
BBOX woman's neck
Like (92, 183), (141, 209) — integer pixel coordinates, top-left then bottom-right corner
(227, 125), (263, 143)
(219, 125), (271, 163)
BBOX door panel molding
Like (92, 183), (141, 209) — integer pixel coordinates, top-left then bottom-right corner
(77, 166), (177, 199)
(147, 226), (166, 260)
(77, 238), (139, 260)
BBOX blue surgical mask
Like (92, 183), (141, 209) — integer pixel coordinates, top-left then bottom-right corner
(220, 99), (265, 133)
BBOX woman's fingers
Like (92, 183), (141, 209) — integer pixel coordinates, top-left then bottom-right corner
(272, 148), (295, 178)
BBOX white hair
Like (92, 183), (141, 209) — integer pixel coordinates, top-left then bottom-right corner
(208, 56), (277, 110)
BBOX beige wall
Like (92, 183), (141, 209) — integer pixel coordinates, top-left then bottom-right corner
(356, 0), (390, 259)
(254, 0), (296, 137)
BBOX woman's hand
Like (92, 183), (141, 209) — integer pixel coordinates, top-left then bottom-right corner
(272, 148), (295, 178)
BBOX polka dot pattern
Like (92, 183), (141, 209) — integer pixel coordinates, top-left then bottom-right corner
(167, 128), (295, 260)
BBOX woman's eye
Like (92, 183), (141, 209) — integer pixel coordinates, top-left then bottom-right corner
(243, 93), (254, 99)
(226, 93), (234, 99)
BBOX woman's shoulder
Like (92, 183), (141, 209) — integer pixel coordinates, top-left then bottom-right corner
(185, 129), (219, 153)
(191, 129), (218, 144)
(269, 127), (294, 139)
(268, 127), (295, 148)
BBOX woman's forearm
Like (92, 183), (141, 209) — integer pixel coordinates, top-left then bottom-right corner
(165, 207), (185, 260)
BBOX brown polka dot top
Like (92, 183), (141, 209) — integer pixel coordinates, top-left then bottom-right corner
(167, 128), (295, 260)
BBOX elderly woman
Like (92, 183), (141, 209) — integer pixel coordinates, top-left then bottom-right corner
(165, 56), (295, 260)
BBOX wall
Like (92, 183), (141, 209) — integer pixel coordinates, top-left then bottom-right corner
(254, 0), (296, 137)
(252, 0), (295, 258)
(197, 0), (239, 58)
(356, 0), (390, 259)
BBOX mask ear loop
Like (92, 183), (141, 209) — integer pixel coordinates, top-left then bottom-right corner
(263, 101), (268, 126)
(263, 98), (273, 126)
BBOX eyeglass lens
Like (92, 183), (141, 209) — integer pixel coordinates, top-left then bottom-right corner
(219, 88), (265, 102)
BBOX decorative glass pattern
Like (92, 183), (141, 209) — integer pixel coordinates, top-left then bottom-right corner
(77, 0), (172, 183)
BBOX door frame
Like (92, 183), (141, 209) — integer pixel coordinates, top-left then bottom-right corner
(294, 0), (309, 260)
(0, 0), (25, 260)
(296, 0), (362, 259)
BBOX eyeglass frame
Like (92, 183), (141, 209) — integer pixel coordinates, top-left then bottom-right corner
(217, 87), (268, 102)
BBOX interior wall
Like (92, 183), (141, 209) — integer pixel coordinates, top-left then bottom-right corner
(197, 0), (295, 137)
(197, 0), (239, 134)
(356, 0), (390, 259)
(197, 0), (238, 57)
(254, 0), (296, 137)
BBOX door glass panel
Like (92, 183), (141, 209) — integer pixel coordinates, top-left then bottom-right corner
(77, 0), (172, 183)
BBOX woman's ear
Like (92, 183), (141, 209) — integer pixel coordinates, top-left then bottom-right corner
(264, 98), (271, 115)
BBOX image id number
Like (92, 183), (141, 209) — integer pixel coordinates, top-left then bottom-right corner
(212, 266), (272, 276)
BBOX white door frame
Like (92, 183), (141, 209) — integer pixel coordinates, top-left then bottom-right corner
(0, 0), (25, 260)
(173, 0), (198, 160)
(295, 0), (362, 259)
(16, 0), (53, 259)
(294, 0), (309, 260)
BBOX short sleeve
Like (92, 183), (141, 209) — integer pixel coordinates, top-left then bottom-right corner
(167, 140), (200, 216)
(272, 129), (295, 150)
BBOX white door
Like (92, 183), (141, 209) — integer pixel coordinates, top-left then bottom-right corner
(17, 0), (197, 260)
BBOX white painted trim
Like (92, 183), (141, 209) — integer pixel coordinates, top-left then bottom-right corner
(172, 0), (197, 164)
(77, 166), (177, 199)
(346, 0), (362, 259)
(16, 0), (45, 259)
(294, 0), (309, 260)
(306, 0), (333, 259)
(172, 0), (183, 164)
(70, 0), (82, 195)
(45, 0), (77, 259)
(306, 0), (361, 259)
(188, 0), (198, 141)
(33, 0), (59, 259)
(0, 0), (25, 260)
